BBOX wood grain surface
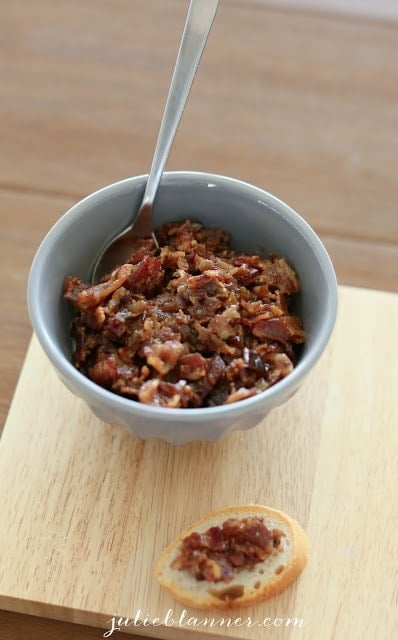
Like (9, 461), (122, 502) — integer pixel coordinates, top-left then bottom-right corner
(1, 0), (398, 638)
(0, 287), (397, 640)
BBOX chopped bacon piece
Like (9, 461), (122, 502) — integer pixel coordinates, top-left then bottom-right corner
(252, 315), (305, 343)
(225, 387), (258, 403)
(177, 353), (208, 380)
(263, 257), (300, 294)
(140, 340), (187, 375)
(64, 264), (135, 310)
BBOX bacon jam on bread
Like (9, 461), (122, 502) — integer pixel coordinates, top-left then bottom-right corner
(156, 504), (309, 610)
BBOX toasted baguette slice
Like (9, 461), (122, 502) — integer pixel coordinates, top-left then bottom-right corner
(156, 504), (308, 610)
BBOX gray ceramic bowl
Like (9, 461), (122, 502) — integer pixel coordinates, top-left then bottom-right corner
(28, 172), (337, 444)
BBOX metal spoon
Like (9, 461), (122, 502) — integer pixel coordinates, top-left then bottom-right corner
(91, 0), (219, 282)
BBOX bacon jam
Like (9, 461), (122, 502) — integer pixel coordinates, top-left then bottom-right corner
(171, 516), (284, 583)
(64, 220), (305, 408)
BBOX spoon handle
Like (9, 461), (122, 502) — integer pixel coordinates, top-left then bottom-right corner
(141, 0), (219, 209)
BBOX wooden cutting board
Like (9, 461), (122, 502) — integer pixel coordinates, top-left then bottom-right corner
(0, 286), (396, 640)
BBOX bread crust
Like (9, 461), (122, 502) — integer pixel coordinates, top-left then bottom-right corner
(156, 504), (308, 610)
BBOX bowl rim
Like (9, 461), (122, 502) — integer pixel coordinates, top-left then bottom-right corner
(28, 170), (338, 423)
